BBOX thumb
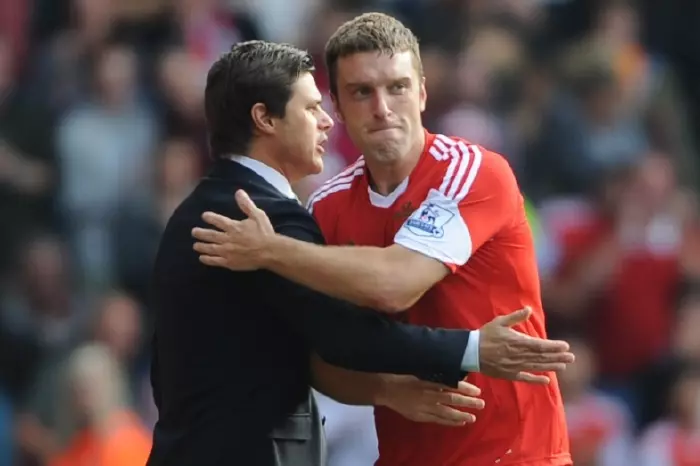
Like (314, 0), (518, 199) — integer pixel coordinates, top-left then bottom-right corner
(235, 189), (261, 219)
(496, 306), (532, 328)
(456, 381), (481, 397)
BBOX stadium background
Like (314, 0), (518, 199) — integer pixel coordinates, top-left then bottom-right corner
(2, 0), (700, 464)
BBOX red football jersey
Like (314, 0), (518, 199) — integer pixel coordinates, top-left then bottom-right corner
(307, 131), (571, 466)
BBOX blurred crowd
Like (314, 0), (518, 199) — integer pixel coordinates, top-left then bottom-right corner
(2, 0), (700, 465)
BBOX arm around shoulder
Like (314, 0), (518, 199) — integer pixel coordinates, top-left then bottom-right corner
(259, 216), (471, 386)
(263, 229), (450, 313)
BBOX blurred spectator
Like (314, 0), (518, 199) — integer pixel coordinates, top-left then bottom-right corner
(437, 22), (526, 153)
(535, 62), (647, 200)
(0, 235), (86, 404)
(57, 41), (159, 288)
(637, 364), (700, 466)
(91, 292), (145, 398)
(561, 339), (634, 466)
(109, 0), (175, 57)
(582, 1), (653, 113)
(157, 49), (208, 161)
(0, 35), (56, 276)
(112, 138), (201, 305)
(16, 291), (144, 465)
(415, 45), (452, 130)
(27, 0), (117, 113)
(47, 344), (151, 466)
(173, 0), (260, 85)
(544, 152), (697, 422)
(0, 234), (83, 348)
(637, 293), (700, 429)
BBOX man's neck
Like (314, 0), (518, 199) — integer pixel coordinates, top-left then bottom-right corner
(366, 131), (425, 195)
(247, 144), (296, 183)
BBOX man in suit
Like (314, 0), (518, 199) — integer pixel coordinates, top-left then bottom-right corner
(147, 41), (574, 466)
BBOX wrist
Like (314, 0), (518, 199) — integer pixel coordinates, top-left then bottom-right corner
(261, 234), (287, 268)
(372, 374), (395, 407)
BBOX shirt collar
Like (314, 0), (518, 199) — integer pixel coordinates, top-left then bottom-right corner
(228, 155), (296, 200)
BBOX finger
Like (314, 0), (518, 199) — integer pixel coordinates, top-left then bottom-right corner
(517, 362), (568, 373)
(235, 190), (264, 219)
(530, 339), (571, 353)
(191, 227), (228, 244)
(514, 372), (551, 384)
(436, 392), (485, 410)
(417, 411), (469, 427)
(522, 362), (566, 372)
(528, 351), (575, 364)
(510, 333), (571, 353)
(513, 350), (575, 366)
(494, 307), (532, 327)
(193, 242), (223, 256)
(456, 381), (481, 397)
(199, 255), (227, 267)
(429, 404), (477, 424)
(518, 350), (575, 366)
(202, 212), (239, 231)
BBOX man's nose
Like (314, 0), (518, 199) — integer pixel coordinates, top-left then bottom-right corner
(319, 108), (334, 132)
(371, 92), (391, 119)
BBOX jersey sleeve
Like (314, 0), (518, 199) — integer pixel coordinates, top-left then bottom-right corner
(394, 144), (520, 272)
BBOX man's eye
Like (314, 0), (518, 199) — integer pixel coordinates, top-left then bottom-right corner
(353, 88), (371, 98)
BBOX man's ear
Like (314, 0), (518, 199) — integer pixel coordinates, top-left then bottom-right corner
(330, 93), (344, 124)
(251, 102), (276, 135)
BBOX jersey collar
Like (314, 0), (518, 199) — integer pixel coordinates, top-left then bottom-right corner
(366, 129), (436, 208)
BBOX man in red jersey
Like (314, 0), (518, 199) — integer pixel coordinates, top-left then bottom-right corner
(192, 12), (572, 466)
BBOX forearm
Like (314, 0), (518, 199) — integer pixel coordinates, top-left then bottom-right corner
(259, 223), (469, 386)
(265, 234), (399, 311)
(310, 353), (385, 406)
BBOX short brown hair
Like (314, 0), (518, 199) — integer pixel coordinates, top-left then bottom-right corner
(324, 12), (422, 96)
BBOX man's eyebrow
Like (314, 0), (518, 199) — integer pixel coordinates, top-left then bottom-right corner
(344, 81), (372, 89)
(344, 77), (412, 89)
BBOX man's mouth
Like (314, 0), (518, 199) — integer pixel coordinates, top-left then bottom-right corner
(368, 126), (400, 133)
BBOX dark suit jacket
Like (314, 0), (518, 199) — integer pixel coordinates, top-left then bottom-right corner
(146, 159), (471, 466)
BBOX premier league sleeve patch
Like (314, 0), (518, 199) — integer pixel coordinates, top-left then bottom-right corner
(394, 188), (472, 266)
(404, 202), (455, 238)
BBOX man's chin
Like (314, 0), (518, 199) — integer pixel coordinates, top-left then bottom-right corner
(310, 158), (324, 176)
(294, 159), (324, 182)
